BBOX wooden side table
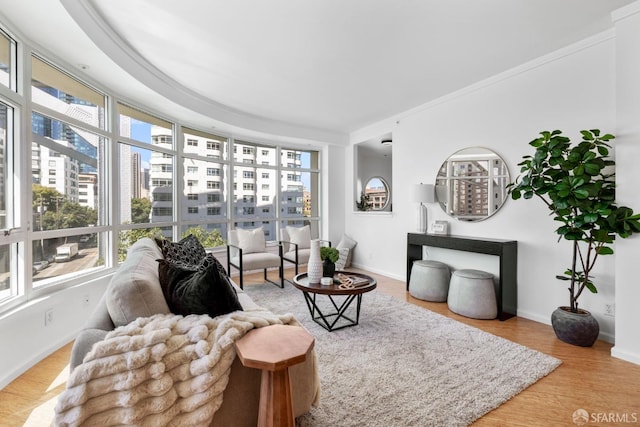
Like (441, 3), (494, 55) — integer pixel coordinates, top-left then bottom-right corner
(235, 324), (315, 427)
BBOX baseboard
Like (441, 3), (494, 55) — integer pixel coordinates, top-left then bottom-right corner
(515, 309), (549, 326)
(611, 346), (640, 365)
(0, 330), (77, 390)
(350, 262), (405, 282)
(487, 307), (616, 343)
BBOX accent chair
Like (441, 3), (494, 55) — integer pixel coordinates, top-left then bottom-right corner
(227, 227), (284, 289)
(280, 225), (331, 282)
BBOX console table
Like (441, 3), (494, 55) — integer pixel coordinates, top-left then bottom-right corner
(407, 233), (517, 320)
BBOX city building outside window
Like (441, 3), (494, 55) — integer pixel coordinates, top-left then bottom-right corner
(0, 28), (322, 313)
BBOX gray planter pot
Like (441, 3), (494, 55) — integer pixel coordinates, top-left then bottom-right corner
(551, 306), (599, 347)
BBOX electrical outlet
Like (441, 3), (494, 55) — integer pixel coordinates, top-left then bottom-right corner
(82, 294), (90, 307)
(45, 309), (54, 326)
(604, 304), (615, 317)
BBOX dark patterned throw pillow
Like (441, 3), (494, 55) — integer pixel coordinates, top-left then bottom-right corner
(155, 234), (206, 268)
(157, 253), (242, 317)
(198, 252), (229, 277)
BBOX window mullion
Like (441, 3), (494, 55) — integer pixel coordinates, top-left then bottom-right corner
(174, 124), (182, 241)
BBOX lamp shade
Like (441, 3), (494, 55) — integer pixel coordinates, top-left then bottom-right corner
(412, 183), (435, 204)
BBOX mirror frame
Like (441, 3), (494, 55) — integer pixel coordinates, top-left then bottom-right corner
(435, 147), (510, 222)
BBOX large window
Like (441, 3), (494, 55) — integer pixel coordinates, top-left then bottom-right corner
(0, 25), (322, 313)
(30, 57), (106, 287)
(118, 105), (175, 234)
(0, 29), (15, 90)
(0, 101), (14, 303)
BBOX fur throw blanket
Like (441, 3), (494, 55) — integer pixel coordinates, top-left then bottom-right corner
(54, 308), (295, 426)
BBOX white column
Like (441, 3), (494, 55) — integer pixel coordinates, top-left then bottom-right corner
(612, 0), (640, 365)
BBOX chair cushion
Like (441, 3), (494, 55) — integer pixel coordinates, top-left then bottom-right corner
(231, 252), (281, 270)
(158, 253), (243, 317)
(106, 237), (171, 327)
(236, 227), (266, 254)
(155, 234), (207, 268)
(287, 225), (311, 249)
(284, 248), (310, 265)
(280, 228), (291, 253)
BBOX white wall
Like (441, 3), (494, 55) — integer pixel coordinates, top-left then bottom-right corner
(324, 144), (347, 244)
(347, 32), (623, 343)
(0, 275), (110, 388)
(612, 1), (640, 364)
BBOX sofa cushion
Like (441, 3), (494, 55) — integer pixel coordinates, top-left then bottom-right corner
(158, 253), (243, 317)
(106, 237), (170, 327)
(234, 284), (261, 311)
(156, 234), (206, 268)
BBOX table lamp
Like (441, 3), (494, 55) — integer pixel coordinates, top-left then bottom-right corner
(412, 183), (435, 233)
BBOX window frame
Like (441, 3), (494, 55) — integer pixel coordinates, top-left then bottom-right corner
(0, 23), (324, 315)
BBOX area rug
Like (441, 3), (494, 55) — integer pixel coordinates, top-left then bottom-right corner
(244, 283), (561, 427)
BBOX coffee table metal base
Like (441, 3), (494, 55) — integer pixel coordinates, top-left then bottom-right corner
(302, 291), (363, 331)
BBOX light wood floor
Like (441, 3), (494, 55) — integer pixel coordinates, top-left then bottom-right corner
(1, 268), (639, 426)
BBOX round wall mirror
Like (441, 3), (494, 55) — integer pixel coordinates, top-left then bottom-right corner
(435, 147), (510, 222)
(363, 176), (390, 211)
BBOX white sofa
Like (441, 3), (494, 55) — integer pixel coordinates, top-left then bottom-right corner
(67, 237), (319, 426)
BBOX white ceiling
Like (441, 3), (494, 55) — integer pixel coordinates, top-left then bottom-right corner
(0, 0), (634, 144)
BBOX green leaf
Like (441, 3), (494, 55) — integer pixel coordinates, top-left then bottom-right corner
(581, 130), (594, 140)
(597, 146), (609, 156)
(596, 246), (614, 255)
(585, 282), (598, 294)
(584, 162), (602, 175)
(568, 151), (581, 162)
(530, 138), (544, 148)
(565, 231), (584, 240)
(574, 189), (589, 199)
(583, 213), (598, 223)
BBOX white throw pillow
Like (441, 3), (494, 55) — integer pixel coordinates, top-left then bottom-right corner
(337, 233), (357, 250)
(236, 227), (266, 254)
(336, 234), (357, 268)
(287, 225), (311, 249)
(335, 247), (351, 271)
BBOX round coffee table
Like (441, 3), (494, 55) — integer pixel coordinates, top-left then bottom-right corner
(292, 271), (377, 331)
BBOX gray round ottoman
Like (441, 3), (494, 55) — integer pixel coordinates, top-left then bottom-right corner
(447, 269), (497, 319)
(409, 260), (451, 302)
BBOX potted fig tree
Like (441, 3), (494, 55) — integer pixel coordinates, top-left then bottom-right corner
(508, 129), (640, 347)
